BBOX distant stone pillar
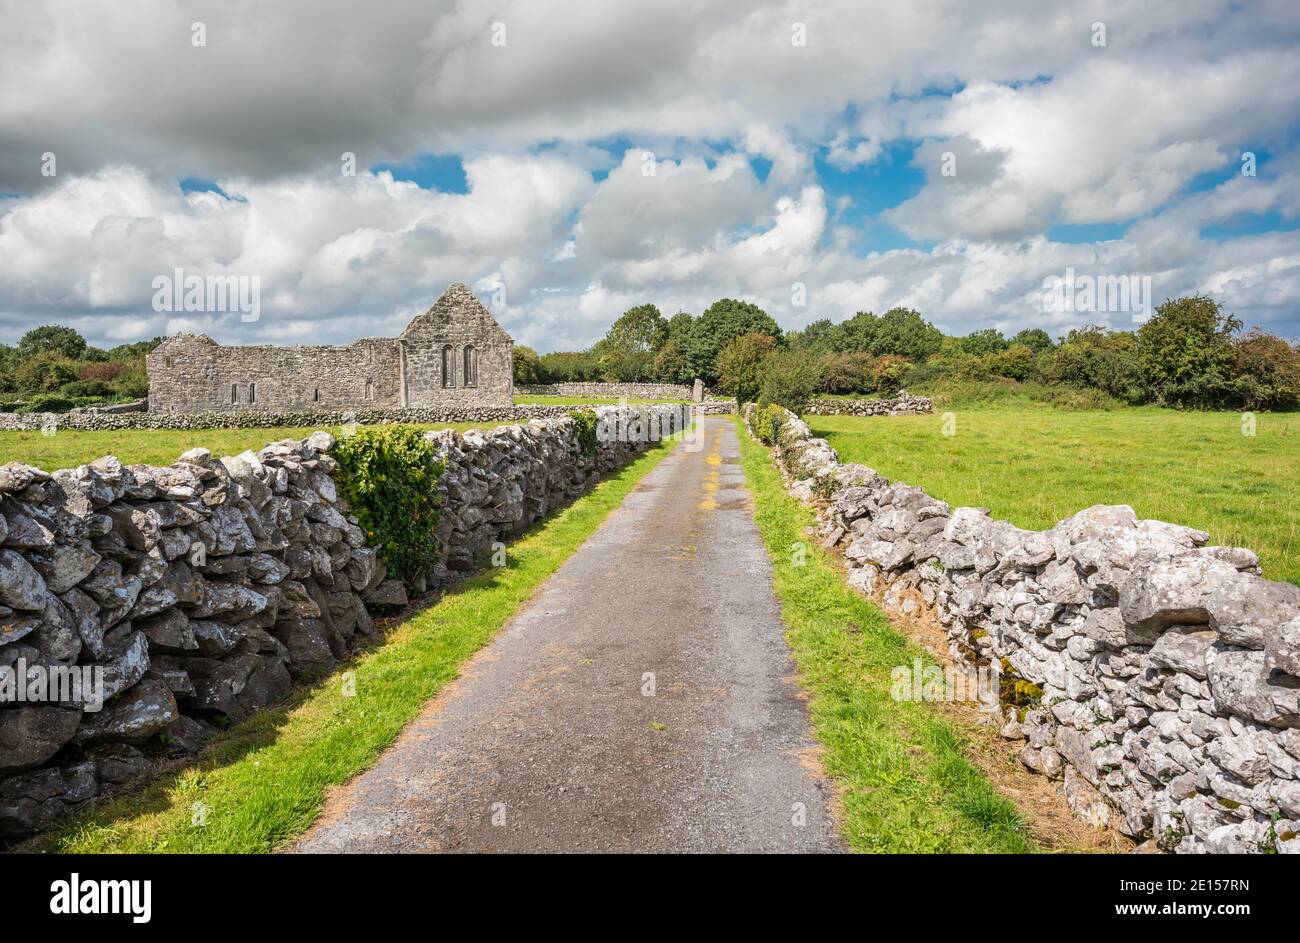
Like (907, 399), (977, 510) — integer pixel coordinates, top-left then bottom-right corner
(692, 378), (704, 402)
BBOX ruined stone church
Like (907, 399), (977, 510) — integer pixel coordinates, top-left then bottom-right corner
(146, 283), (514, 412)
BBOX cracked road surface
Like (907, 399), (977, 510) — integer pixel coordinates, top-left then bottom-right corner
(294, 417), (842, 853)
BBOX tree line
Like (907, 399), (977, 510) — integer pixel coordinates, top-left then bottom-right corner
(0, 325), (158, 413)
(513, 295), (1300, 412)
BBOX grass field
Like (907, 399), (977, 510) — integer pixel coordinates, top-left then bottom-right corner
(735, 418), (1032, 852)
(27, 437), (679, 853)
(807, 406), (1299, 586)
(0, 421), (510, 471)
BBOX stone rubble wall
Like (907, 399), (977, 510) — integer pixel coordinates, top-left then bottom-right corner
(0, 401), (734, 434)
(745, 404), (1300, 854)
(516, 382), (717, 401)
(0, 405), (680, 840)
(803, 391), (934, 416)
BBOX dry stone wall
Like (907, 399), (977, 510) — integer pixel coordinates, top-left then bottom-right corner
(0, 405), (679, 840)
(803, 392), (933, 416)
(517, 382), (712, 401)
(0, 401), (733, 434)
(746, 404), (1300, 854)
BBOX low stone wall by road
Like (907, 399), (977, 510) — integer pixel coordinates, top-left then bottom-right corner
(803, 391), (933, 416)
(0, 406), (681, 840)
(746, 404), (1300, 854)
(0, 401), (733, 433)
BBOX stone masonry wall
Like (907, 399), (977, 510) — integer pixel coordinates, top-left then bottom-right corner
(745, 404), (1300, 854)
(517, 382), (711, 401)
(146, 334), (406, 414)
(803, 391), (934, 416)
(0, 402), (733, 435)
(0, 405), (679, 840)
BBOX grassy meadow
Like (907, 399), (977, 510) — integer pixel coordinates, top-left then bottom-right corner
(807, 406), (1299, 586)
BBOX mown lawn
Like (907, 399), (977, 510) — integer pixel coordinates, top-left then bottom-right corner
(808, 406), (1299, 586)
(0, 422), (508, 471)
(26, 436), (680, 853)
(735, 419), (1033, 853)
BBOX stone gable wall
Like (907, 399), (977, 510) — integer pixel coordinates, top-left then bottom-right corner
(746, 404), (1300, 854)
(0, 405), (680, 840)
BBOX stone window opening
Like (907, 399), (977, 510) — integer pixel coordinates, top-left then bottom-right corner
(441, 344), (454, 388)
(249, 382), (257, 404)
(463, 345), (477, 387)
(314, 387), (320, 402)
(231, 383), (238, 405)
(165, 356), (174, 368)
(365, 379), (373, 401)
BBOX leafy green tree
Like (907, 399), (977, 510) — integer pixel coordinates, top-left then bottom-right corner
(758, 349), (824, 413)
(715, 332), (776, 404)
(821, 351), (875, 393)
(871, 355), (912, 395)
(652, 339), (691, 384)
(512, 345), (546, 385)
(14, 352), (80, 393)
(539, 350), (600, 382)
(600, 304), (667, 354)
(833, 311), (880, 353)
(1232, 328), (1300, 410)
(987, 344), (1038, 381)
(960, 329), (1008, 357)
(1047, 326), (1143, 404)
(871, 307), (943, 360)
(787, 318), (838, 354)
(686, 299), (781, 384)
(1137, 295), (1240, 407)
(1010, 328), (1054, 352)
(17, 324), (88, 361)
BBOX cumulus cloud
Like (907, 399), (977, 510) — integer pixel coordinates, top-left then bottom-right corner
(1, 0), (1299, 348)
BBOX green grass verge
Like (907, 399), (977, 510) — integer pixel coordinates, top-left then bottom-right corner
(28, 437), (679, 853)
(0, 422), (510, 471)
(735, 418), (1032, 853)
(809, 407), (1299, 586)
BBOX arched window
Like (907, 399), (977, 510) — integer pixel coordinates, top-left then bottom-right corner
(463, 345), (477, 387)
(441, 345), (454, 388)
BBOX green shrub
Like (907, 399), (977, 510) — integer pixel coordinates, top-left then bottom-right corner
(758, 350), (824, 413)
(332, 425), (445, 589)
(568, 409), (598, 457)
(753, 403), (788, 445)
(17, 393), (75, 413)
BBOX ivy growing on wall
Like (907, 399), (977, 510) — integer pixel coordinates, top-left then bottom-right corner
(568, 409), (598, 457)
(332, 425), (445, 588)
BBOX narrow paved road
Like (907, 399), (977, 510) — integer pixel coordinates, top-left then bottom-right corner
(295, 417), (842, 853)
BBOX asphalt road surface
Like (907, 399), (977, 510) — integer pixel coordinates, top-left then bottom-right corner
(294, 417), (842, 853)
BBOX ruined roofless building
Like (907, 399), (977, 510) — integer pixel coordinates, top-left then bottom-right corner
(146, 283), (514, 412)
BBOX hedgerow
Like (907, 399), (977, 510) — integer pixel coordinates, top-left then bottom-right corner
(332, 425), (444, 588)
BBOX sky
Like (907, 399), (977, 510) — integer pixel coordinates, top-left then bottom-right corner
(1, 0), (1298, 354)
